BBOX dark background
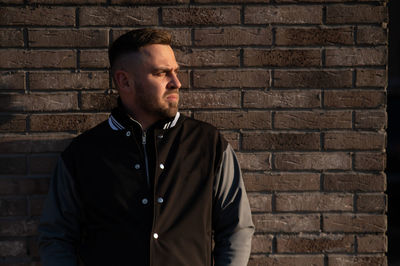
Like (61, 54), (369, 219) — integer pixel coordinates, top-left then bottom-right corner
(387, 0), (399, 265)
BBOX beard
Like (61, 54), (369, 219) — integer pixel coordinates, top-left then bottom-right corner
(136, 87), (179, 120)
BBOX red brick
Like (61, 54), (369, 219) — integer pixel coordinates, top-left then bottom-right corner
(81, 92), (118, 111)
(324, 131), (385, 150)
(357, 193), (386, 213)
(0, 156), (27, 175)
(178, 70), (189, 89)
(275, 0), (357, 2)
(0, 262), (41, 266)
(274, 152), (351, 171)
(79, 7), (158, 26)
(236, 152), (271, 171)
(354, 152), (386, 171)
(275, 27), (354, 46)
(0, 219), (39, 237)
(175, 49), (240, 67)
(221, 131), (239, 150)
(0, 240), (26, 257)
(243, 90), (320, 109)
(31, 0), (106, 3)
(244, 49), (320, 67)
(324, 91), (385, 108)
(274, 111), (352, 129)
(0, 7), (75, 26)
(0, 115), (27, 132)
(30, 113), (108, 132)
(357, 234), (387, 253)
(326, 5), (387, 24)
(0, 72), (25, 91)
(30, 196), (46, 217)
(0, 29), (24, 47)
(243, 172), (320, 192)
(162, 7), (240, 25)
(253, 214), (320, 233)
(195, 0), (268, 2)
(0, 50), (76, 69)
(29, 29), (108, 48)
(0, 134), (73, 153)
(194, 111), (271, 130)
(113, 0), (188, 3)
(355, 110), (386, 129)
(29, 155), (58, 175)
(242, 132), (320, 151)
(324, 173), (386, 192)
(180, 90), (241, 109)
(0, 198), (27, 216)
(245, 5), (322, 24)
(193, 70), (270, 88)
(0, 0), (24, 3)
(0, 178), (49, 196)
(328, 255), (387, 266)
(357, 26), (387, 45)
(194, 27), (272, 46)
(248, 255), (324, 266)
(249, 194), (272, 213)
(276, 193), (353, 212)
(326, 47), (387, 66)
(277, 234), (354, 253)
(0, 93), (78, 112)
(80, 50), (109, 69)
(30, 71), (109, 90)
(251, 234), (273, 253)
(274, 70), (352, 88)
(324, 214), (386, 233)
(356, 69), (386, 87)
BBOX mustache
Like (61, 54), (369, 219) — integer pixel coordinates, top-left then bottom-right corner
(164, 90), (179, 96)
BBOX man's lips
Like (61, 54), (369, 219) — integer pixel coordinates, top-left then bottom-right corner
(165, 93), (179, 101)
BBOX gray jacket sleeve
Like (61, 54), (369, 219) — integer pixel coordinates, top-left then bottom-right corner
(38, 158), (81, 266)
(213, 144), (255, 266)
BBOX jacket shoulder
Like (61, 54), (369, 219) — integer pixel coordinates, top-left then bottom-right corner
(179, 115), (228, 150)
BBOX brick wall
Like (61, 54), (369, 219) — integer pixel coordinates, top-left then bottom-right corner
(0, 0), (388, 265)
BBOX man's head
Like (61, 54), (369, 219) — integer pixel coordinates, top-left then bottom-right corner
(109, 28), (181, 128)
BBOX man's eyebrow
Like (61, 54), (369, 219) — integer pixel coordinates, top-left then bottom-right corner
(153, 66), (180, 72)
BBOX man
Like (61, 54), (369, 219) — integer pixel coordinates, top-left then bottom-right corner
(38, 28), (254, 266)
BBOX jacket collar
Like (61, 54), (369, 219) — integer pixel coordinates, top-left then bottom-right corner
(108, 99), (181, 131)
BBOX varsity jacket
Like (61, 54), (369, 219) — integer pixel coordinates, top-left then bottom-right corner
(38, 105), (254, 266)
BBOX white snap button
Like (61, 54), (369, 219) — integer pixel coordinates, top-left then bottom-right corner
(159, 163), (164, 169)
(126, 131), (131, 137)
(142, 198), (148, 205)
(153, 233), (158, 239)
(157, 197), (164, 204)
(134, 164), (140, 170)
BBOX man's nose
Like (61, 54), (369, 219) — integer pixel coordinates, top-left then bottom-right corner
(168, 73), (181, 90)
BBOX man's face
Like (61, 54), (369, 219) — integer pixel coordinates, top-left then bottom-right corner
(118, 44), (181, 123)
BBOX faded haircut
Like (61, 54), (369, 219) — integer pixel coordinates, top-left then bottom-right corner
(108, 28), (172, 72)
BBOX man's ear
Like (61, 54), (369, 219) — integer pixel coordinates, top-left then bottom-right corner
(114, 70), (132, 92)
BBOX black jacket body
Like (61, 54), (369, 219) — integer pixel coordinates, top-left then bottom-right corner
(38, 106), (254, 266)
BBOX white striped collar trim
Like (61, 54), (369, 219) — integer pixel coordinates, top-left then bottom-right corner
(108, 112), (181, 131)
(163, 112), (180, 130)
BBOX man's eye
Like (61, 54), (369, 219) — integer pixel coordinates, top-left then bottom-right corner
(154, 72), (166, 77)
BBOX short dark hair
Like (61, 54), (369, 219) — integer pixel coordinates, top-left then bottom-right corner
(108, 28), (172, 70)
